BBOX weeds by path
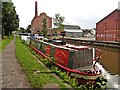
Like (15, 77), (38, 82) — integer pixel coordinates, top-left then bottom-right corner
(0, 35), (14, 52)
(15, 37), (69, 88)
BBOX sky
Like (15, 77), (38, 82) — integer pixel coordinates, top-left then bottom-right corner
(12, 0), (120, 29)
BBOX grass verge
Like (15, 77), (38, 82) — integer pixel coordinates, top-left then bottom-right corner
(15, 37), (70, 88)
(0, 35), (14, 52)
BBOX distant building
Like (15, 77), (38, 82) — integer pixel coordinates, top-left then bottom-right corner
(82, 29), (96, 37)
(96, 9), (120, 42)
(31, 1), (52, 34)
(64, 25), (83, 37)
(56, 25), (83, 37)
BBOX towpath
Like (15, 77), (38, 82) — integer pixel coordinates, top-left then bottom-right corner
(0, 36), (31, 88)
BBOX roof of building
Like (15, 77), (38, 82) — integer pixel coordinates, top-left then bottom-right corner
(96, 9), (120, 24)
(31, 12), (52, 23)
(64, 29), (83, 32)
(63, 25), (81, 29)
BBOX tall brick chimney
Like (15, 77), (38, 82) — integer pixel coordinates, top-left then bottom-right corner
(35, 1), (38, 17)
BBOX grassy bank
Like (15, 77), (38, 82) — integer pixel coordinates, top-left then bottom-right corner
(15, 37), (69, 88)
(0, 35), (14, 52)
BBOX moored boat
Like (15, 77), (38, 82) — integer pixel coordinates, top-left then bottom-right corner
(29, 36), (102, 82)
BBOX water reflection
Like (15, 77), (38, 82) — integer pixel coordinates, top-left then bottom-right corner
(92, 46), (120, 75)
(93, 46), (120, 89)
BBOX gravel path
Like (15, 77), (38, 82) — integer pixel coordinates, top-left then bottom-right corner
(1, 37), (31, 88)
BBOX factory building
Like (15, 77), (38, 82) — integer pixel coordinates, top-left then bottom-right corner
(31, 1), (52, 34)
(96, 9), (120, 42)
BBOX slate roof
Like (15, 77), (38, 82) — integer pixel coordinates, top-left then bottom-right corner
(63, 25), (81, 30)
(64, 29), (83, 32)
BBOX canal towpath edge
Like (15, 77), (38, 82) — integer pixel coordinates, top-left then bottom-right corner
(1, 36), (31, 88)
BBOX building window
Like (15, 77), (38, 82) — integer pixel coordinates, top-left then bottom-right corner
(101, 34), (104, 37)
(97, 34), (100, 37)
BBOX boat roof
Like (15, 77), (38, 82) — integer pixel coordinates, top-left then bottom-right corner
(34, 38), (91, 51)
(65, 44), (91, 50)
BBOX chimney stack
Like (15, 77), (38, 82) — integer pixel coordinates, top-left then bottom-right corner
(35, 1), (38, 17)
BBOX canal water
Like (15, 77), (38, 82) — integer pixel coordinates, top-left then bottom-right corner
(92, 45), (120, 75)
(92, 45), (120, 89)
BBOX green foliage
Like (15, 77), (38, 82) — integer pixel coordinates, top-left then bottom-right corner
(0, 35), (13, 52)
(42, 17), (47, 37)
(21, 40), (26, 44)
(19, 27), (25, 33)
(53, 13), (65, 28)
(70, 77), (78, 88)
(26, 25), (31, 33)
(51, 67), (78, 88)
(21, 40), (29, 46)
(19, 25), (31, 33)
(16, 37), (69, 88)
(46, 62), (78, 88)
(2, 2), (19, 36)
(76, 77), (107, 90)
(31, 51), (84, 89)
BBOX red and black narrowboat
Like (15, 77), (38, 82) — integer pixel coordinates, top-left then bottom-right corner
(29, 36), (102, 82)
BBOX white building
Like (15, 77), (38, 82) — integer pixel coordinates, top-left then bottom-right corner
(63, 25), (83, 37)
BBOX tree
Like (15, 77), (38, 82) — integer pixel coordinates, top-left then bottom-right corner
(2, 2), (19, 37)
(53, 13), (65, 28)
(42, 17), (47, 37)
(26, 25), (31, 33)
(20, 27), (25, 33)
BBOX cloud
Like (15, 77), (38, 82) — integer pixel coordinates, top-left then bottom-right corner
(12, 0), (119, 29)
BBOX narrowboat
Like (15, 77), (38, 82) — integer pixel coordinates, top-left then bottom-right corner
(29, 36), (102, 82)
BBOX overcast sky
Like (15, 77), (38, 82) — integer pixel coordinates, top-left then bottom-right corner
(12, 0), (119, 29)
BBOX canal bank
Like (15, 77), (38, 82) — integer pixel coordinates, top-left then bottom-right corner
(64, 37), (120, 89)
(2, 37), (31, 88)
(65, 38), (120, 48)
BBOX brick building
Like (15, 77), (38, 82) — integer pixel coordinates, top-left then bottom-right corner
(96, 9), (120, 42)
(31, 1), (52, 34)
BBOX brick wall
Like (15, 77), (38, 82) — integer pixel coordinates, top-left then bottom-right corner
(96, 9), (120, 42)
(31, 12), (52, 34)
(118, 10), (120, 41)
